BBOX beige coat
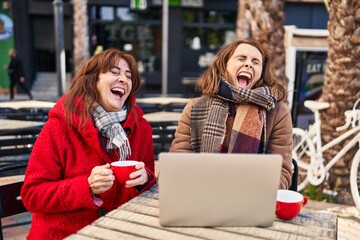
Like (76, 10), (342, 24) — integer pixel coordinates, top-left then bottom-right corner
(170, 97), (293, 189)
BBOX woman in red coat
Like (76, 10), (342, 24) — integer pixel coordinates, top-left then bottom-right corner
(21, 49), (156, 239)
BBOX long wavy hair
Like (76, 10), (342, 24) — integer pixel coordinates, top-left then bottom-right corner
(196, 38), (286, 102)
(64, 48), (141, 126)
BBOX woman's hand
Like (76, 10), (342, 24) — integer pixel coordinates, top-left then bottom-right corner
(88, 163), (115, 195)
(125, 161), (148, 188)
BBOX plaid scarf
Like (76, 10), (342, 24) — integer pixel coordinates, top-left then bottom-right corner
(91, 104), (131, 161)
(191, 79), (277, 153)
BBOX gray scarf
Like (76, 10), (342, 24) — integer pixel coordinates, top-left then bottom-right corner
(91, 104), (131, 161)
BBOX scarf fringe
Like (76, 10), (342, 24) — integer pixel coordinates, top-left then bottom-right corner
(92, 104), (131, 161)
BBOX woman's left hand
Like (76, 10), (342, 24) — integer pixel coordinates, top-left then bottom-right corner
(125, 161), (148, 188)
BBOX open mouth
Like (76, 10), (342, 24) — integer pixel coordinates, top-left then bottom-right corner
(111, 87), (125, 99)
(237, 72), (252, 88)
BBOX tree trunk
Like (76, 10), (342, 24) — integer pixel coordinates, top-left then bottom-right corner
(73, 0), (89, 74)
(236, 0), (288, 93)
(320, 0), (360, 205)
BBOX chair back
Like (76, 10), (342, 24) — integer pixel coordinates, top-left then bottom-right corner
(289, 159), (298, 192)
(0, 153), (33, 240)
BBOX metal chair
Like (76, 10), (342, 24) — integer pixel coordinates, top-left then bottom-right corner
(289, 159), (298, 192)
(150, 121), (178, 159)
(0, 165), (30, 240)
(162, 102), (187, 113)
(137, 102), (163, 114)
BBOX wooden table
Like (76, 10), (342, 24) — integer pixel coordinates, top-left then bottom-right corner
(144, 112), (182, 123)
(0, 119), (44, 131)
(137, 97), (190, 105)
(65, 185), (337, 240)
(0, 100), (55, 110)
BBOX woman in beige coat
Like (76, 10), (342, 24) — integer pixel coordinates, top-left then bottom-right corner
(170, 38), (293, 189)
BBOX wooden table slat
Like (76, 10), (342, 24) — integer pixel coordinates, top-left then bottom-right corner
(144, 111), (182, 122)
(0, 100), (55, 110)
(286, 210), (337, 229)
(65, 231), (116, 240)
(128, 196), (159, 208)
(69, 225), (150, 240)
(217, 226), (312, 240)
(268, 220), (335, 239)
(0, 119), (44, 130)
(136, 97), (190, 105)
(95, 217), (205, 240)
(107, 209), (261, 240)
(120, 202), (159, 216)
(141, 189), (159, 199)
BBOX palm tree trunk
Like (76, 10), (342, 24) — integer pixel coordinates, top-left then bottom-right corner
(320, 0), (360, 205)
(236, 0), (287, 93)
(73, 0), (89, 74)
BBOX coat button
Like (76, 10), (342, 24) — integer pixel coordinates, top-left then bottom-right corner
(124, 127), (131, 135)
(97, 208), (107, 217)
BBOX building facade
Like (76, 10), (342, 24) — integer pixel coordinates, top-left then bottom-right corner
(4, 0), (328, 96)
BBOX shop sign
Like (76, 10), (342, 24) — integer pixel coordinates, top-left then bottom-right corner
(152, 0), (203, 8)
(181, 0), (203, 7)
(130, 0), (147, 10)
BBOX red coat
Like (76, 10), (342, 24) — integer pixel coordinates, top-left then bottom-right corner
(21, 95), (156, 239)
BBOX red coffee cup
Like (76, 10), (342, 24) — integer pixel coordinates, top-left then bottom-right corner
(276, 189), (308, 220)
(110, 160), (138, 184)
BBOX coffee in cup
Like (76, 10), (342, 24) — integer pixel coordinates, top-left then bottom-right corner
(275, 189), (308, 220)
(110, 160), (139, 184)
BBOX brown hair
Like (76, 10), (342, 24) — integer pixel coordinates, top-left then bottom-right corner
(196, 38), (286, 101)
(64, 48), (141, 126)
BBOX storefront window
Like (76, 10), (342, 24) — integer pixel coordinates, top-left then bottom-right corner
(183, 28), (204, 49)
(183, 9), (199, 23)
(220, 11), (237, 24)
(89, 5), (161, 76)
(292, 51), (327, 128)
(181, 8), (236, 78)
(205, 10), (218, 23)
(182, 9), (236, 50)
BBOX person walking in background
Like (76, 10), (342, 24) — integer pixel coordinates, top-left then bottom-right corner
(21, 48), (156, 239)
(170, 38), (293, 189)
(7, 49), (33, 100)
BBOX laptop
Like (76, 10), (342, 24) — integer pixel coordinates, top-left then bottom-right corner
(158, 152), (282, 227)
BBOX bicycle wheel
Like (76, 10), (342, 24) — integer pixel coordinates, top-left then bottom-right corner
(350, 149), (360, 210)
(292, 128), (315, 191)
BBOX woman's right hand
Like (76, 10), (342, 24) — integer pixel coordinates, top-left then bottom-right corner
(88, 163), (115, 195)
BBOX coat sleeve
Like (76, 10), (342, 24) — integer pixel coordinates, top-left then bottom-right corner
(266, 102), (293, 189)
(169, 99), (195, 152)
(21, 119), (97, 214)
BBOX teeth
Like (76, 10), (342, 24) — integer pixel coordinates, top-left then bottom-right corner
(112, 88), (125, 94)
(238, 72), (251, 79)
